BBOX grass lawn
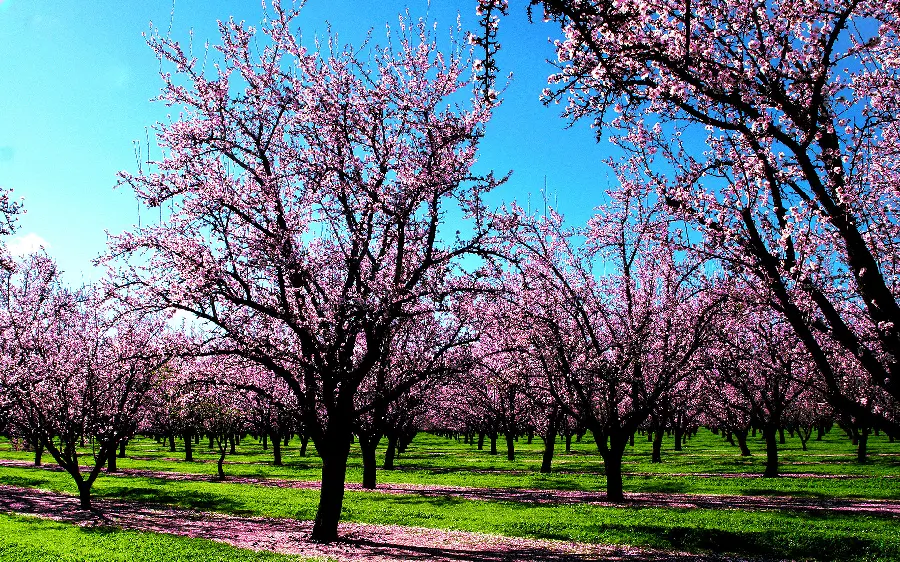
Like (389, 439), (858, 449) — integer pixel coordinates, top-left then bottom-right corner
(0, 463), (897, 561)
(0, 429), (897, 561)
(0, 512), (323, 562)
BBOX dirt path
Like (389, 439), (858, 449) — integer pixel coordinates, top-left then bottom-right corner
(0, 484), (741, 562)
(2, 459), (898, 517)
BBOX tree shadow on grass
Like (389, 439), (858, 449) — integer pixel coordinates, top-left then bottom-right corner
(97, 485), (255, 516)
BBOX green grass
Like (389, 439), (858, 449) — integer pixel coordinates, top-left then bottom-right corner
(0, 512), (326, 562)
(4, 429), (895, 499)
(0, 463), (897, 561)
(0, 429), (897, 560)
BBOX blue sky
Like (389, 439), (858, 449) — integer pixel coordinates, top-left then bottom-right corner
(0, 0), (614, 282)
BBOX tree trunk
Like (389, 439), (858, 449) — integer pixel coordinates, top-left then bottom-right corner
(651, 428), (664, 463)
(857, 427), (869, 464)
(477, 432), (485, 450)
(734, 429), (752, 457)
(262, 432), (268, 450)
(311, 440), (351, 542)
(504, 431), (515, 461)
(229, 435), (236, 454)
(272, 432), (282, 466)
(77, 480), (92, 510)
(489, 433), (497, 455)
(763, 426), (779, 478)
(360, 437), (378, 489)
(778, 427), (786, 445)
(383, 435), (398, 470)
(169, 434), (176, 452)
(604, 452), (624, 501)
(107, 450), (117, 472)
(118, 440), (128, 458)
(300, 435), (309, 457)
(184, 432), (193, 462)
(217, 447), (227, 479)
(33, 442), (43, 467)
(673, 425), (683, 451)
(565, 432), (572, 453)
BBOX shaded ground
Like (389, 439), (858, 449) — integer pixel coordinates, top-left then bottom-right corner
(1, 459), (897, 517)
(0, 484), (745, 562)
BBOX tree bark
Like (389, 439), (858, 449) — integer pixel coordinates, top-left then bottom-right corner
(77, 480), (92, 510)
(360, 437), (378, 489)
(118, 440), (128, 458)
(763, 426), (779, 478)
(311, 438), (351, 543)
(262, 432), (268, 450)
(33, 442), (43, 467)
(651, 428), (664, 463)
(169, 434), (176, 452)
(489, 433), (497, 455)
(857, 427), (869, 464)
(504, 431), (515, 461)
(300, 435), (309, 456)
(734, 429), (752, 457)
(272, 431), (282, 466)
(477, 432), (485, 450)
(184, 432), (193, 462)
(217, 447), (227, 479)
(383, 434), (398, 470)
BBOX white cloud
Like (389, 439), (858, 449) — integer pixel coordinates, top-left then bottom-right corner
(7, 232), (49, 256)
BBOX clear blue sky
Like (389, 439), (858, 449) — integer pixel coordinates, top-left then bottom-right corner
(0, 0), (614, 282)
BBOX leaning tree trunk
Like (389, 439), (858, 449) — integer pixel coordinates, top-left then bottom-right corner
(311, 420), (353, 543)
(299, 435), (309, 457)
(540, 411), (560, 474)
(734, 429), (752, 457)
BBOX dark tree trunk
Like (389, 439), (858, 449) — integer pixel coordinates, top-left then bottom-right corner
(673, 426), (683, 451)
(107, 450), (117, 472)
(604, 453), (624, 501)
(284, 434), (290, 447)
(489, 433), (497, 455)
(300, 435), (309, 456)
(504, 431), (515, 461)
(33, 442), (43, 466)
(184, 432), (193, 462)
(778, 427), (786, 445)
(311, 434), (352, 543)
(169, 434), (176, 452)
(118, 440), (128, 458)
(565, 432), (572, 453)
(360, 437), (379, 489)
(763, 426), (779, 478)
(209, 435), (214, 449)
(229, 435), (236, 454)
(77, 480), (92, 510)
(651, 428), (664, 463)
(217, 447), (227, 479)
(383, 434), (398, 470)
(272, 431), (282, 466)
(262, 432), (268, 450)
(629, 432), (635, 447)
(477, 432), (485, 450)
(734, 429), (752, 457)
(857, 427), (869, 464)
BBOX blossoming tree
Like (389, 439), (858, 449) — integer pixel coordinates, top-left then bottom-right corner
(107, 4), (501, 541)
